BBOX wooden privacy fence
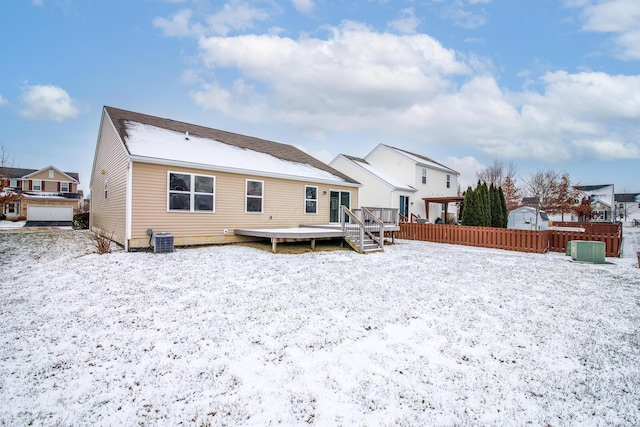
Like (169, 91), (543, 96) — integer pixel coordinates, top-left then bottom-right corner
(396, 223), (622, 257)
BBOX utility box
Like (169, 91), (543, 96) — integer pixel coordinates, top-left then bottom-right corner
(570, 240), (605, 264)
(153, 232), (174, 253)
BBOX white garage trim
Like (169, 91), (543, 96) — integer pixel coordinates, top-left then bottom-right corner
(27, 205), (73, 222)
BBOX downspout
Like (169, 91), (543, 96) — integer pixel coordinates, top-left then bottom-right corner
(125, 160), (132, 252)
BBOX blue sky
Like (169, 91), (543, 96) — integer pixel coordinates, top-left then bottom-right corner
(1, 0), (639, 195)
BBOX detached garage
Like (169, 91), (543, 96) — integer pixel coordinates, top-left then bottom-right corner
(27, 205), (74, 222)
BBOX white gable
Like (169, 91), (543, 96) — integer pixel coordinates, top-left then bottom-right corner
(352, 159), (415, 191)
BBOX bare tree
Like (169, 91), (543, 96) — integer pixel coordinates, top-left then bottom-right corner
(0, 144), (21, 218)
(477, 159), (505, 187)
(524, 169), (559, 228)
(502, 162), (521, 211)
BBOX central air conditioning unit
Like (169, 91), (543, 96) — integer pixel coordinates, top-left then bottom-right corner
(153, 232), (174, 253)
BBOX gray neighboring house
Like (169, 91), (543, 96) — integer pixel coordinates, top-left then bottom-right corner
(614, 192), (640, 225)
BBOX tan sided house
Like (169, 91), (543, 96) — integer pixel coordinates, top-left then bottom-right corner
(1, 166), (81, 223)
(90, 106), (360, 251)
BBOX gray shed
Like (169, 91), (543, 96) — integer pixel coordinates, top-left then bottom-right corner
(507, 206), (549, 231)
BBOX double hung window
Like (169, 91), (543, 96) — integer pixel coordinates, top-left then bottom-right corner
(305, 186), (318, 214)
(246, 180), (263, 213)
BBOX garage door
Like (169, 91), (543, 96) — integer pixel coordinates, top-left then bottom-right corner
(27, 206), (73, 222)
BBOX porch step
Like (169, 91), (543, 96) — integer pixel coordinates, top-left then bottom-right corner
(344, 235), (384, 253)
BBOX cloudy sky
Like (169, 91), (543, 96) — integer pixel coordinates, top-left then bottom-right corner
(1, 0), (638, 193)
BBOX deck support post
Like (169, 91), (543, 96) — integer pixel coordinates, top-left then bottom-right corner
(271, 238), (277, 253)
(311, 239), (316, 250)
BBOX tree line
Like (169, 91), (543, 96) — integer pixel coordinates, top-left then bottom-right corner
(461, 160), (592, 227)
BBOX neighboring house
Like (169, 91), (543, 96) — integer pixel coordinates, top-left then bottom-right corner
(507, 206), (549, 231)
(330, 144), (460, 223)
(614, 193), (640, 225)
(90, 106), (360, 251)
(575, 184), (615, 222)
(0, 166), (81, 222)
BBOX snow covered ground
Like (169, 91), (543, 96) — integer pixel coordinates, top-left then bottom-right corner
(1, 227), (639, 425)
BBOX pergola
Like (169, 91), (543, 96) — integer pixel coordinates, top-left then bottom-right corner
(422, 196), (465, 222)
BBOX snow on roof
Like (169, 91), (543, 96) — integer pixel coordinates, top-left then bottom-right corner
(385, 145), (459, 175)
(124, 122), (348, 184)
(352, 158), (415, 191)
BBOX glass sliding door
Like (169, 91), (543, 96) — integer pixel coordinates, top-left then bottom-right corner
(399, 195), (409, 218)
(330, 191), (350, 222)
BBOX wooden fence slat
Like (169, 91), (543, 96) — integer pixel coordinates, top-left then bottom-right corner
(396, 223), (622, 257)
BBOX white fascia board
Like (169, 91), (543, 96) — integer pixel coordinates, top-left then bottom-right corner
(129, 155), (361, 188)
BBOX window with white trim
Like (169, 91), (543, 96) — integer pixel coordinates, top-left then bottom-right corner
(104, 180), (108, 199)
(421, 168), (427, 184)
(32, 180), (42, 191)
(305, 185), (318, 214)
(61, 182), (69, 192)
(49, 170), (54, 178)
(9, 179), (18, 188)
(246, 179), (263, 213)
(446, 174), (451, 189)
(168, 172), (215, 212)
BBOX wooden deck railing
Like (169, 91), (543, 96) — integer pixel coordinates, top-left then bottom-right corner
(397, 223), (622, 257)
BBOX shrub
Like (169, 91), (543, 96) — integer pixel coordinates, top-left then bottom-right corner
(73, 212), (89, 229)
(92, 231), (113, 254)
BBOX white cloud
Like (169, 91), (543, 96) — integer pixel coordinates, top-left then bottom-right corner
(291, 0), (314, 14)
(205, 1), (270, 36)
(574, 0), (640, 59)
(32, 0), (43, 6)
(441, 156), (485, 189)
(387, 8), (421, 34)
(194, 21), (469, 118)
(154, 1), (270, 37)
(19, 84), (79, 122)
(0, 94), (7, 106)
(154, 9), (194, 37)
(169, 15), (639, 163)
(436, 0), (489, 29)
(573, 138), (640, 159)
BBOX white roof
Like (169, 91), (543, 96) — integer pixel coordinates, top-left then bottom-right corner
(124, 122), (349, 184)
(383, 145), (458, 175)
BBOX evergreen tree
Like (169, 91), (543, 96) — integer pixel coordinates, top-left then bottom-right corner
(477, 181), (491, 226)
(499, 186), (508, 228)
(490, 184), (503, 227)
(461, 186), (475, 226)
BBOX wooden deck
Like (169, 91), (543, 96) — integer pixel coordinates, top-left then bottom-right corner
(234, 227), (347, 252)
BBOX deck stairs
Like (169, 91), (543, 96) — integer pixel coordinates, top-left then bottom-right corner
(343, 228), (383, 253)
(340, 206), (399, 254)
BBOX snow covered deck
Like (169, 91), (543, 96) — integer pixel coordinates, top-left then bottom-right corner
(234, 227), (347, 252)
